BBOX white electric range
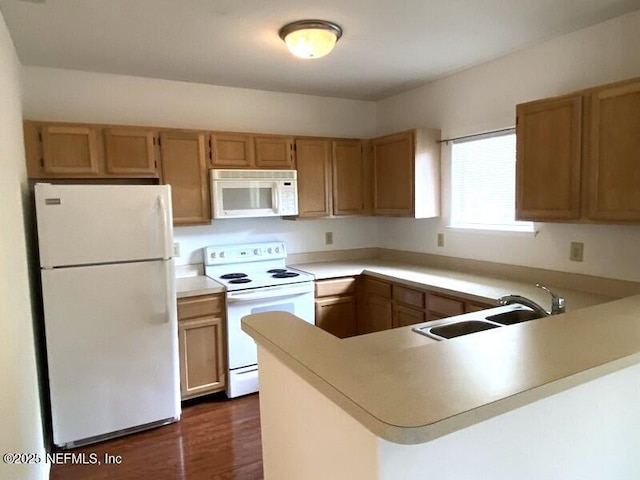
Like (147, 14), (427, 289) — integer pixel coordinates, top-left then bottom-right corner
(204, 242), (315, 398)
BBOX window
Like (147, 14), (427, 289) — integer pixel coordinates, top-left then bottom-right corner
(450, 130), (534, 233)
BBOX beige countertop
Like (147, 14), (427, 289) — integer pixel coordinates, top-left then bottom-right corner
(243, 294), (640, 445)
(291, 259), (613, 311)
(176, 275), (224, 298)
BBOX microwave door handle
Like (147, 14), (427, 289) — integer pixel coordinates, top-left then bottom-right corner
(272, 183), (279, 214)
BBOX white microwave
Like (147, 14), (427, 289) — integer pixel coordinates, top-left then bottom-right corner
(210, 169), (299, 219)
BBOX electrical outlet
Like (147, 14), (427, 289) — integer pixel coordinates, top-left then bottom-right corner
(325, 232), (333, 245)
(173, 242), (181, 257)
(437, 233), (445, 247)
(570, 241), (583, 262)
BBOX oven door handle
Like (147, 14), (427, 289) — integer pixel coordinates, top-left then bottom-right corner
(227, 283), (313, 303)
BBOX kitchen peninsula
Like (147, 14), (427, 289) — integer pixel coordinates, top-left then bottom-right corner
(243, 291), (640, 479)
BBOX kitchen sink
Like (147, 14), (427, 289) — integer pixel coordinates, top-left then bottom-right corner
(485, 309), (543, 325)
(417, 319), (500, 341)
(413, 304), (544, 341)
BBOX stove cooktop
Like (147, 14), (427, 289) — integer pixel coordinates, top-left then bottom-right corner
(203, 242), (315, 291)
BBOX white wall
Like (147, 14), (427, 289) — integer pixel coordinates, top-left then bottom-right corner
(22, 66), (377, 138)
(0, 11), (47, 480)
(376, 9), (640, 282)
(175, 217), (378, 266)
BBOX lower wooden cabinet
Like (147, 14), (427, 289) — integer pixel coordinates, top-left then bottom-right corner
(315, 277), (358, 338)
(359, 277), (393, 334)
(358, 275), (495, 335)
(177, 293), (226, 400)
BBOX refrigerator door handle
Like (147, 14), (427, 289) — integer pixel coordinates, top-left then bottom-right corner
(164, 261), (173, 324)
(158, 195), (171, 260)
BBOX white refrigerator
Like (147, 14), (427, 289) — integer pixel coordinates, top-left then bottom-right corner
(35, 183), (181, 448)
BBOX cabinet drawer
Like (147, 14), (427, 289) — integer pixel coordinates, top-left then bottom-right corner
(178, 294), (223, 320)
(315, 277), (357, 297)
(428, 294), (464, 317)
(465, 301), (494, 313)
(392, 285), (425, 309)
(364, 277), (391, 298)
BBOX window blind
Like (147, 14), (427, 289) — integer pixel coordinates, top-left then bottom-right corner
(450, 131), (533, 231)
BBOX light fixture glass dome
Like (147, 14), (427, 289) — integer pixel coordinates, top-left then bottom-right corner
(279, 20), (343, 60)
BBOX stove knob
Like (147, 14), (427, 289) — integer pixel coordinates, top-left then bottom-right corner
(253, 249), (259, 255)
(220, 252), (226, 258)
(210, 252), (216, 259)
(275, 247), (280, 253)
(267, 248), (272, 254)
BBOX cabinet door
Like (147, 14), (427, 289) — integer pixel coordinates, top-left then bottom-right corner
(40, 124), (100, 175)
(393, 304), (425, 328)
(332, 140), (364, 215)
(372, 131), (414, 215)
(315, 295), (358, 339)
(359, 294), (393, 334)
(210, 133), (254, 168)
(178, 316), (226, 400)
(160, 131), (210, 225)
(516, 96), (582, 220)
(255, 135), (295, 168)
(104, 128), (157, 175)
(296, 138), (332, 217)
(588, 81), (640, 221)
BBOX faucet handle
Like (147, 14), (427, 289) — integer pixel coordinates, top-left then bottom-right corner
(535, 284), (565, 314)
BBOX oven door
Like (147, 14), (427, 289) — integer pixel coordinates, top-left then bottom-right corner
(212, 180), (280, 218)
(227, 282), (314, 370)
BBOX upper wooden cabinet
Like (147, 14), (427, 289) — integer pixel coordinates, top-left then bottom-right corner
(296, 138), (368, 219)
(103, 128), (157, 175)
(371, 128), (440, 218)
(516, 95), (582, 220)
(28, 123), (100, 176)
(210, 133), (254, 168)
(296, 139), (332, 217)
(24, 121), (160, 179)
(516, 76), (640, 224)
(254, 135), (295, 168)
(588, 81), (640, 221)
(209, 133), (294, 169)
(332, 139), (367, 215)
(159, 131), (210, 226)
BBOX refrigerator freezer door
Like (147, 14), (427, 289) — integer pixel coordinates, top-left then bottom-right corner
(35, 184), (173, 268)
(41, 260), (180, 447)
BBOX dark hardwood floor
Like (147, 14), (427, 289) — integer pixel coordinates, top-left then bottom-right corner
(50, 394), (263, 480)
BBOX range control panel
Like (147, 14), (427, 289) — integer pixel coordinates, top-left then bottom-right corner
(204, 242), (286, 265)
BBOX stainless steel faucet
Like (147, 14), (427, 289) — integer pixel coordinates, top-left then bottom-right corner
(497, 284), (566, 316)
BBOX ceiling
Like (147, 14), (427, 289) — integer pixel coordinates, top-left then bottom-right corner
(2, 0), (640, 101)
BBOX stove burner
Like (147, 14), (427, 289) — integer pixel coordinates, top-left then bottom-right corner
(267, 269), (287, 274)
(272, 272), (300, 278)
(220, 273), (248, 280)
(228, 278), (252, 284)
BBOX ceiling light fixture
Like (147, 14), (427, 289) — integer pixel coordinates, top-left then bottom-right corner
(279, 20), (343, 60)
